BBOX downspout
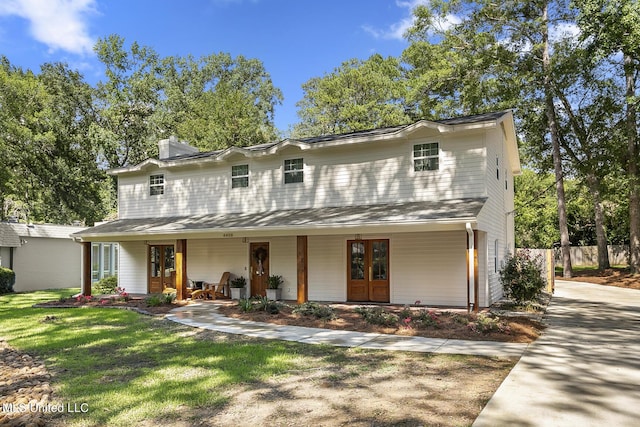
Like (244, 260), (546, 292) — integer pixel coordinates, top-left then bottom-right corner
(466, 223), (475, 312)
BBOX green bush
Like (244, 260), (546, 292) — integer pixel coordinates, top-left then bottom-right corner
(145, 294), (163, 307)
(94, 275), (118, 294)
(499, 250), (546, 305)
(355, 306), (398, 327)
(0, 267), (15, 294)
(292, 302), (336, 320)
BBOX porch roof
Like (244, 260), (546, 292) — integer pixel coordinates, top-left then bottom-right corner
(73, 197), (487, 242)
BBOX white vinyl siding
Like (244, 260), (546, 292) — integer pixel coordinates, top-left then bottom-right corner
(118, 241), (148, 294)
(118, 134), (486, 219)
(308, 235), (345, 302)
(391, 231), (468, 306)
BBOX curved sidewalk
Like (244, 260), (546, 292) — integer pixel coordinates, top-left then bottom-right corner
(166, 303), (528, 357)
(474, 280), (640, 427)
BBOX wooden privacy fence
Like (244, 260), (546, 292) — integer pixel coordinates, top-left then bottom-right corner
(516, 248), (555, 293)
(554, 245), (629, 267)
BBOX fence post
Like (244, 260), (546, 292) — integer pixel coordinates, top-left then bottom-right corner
(546, 249), (555, 293)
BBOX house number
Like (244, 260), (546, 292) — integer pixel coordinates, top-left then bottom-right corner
(223, 233), (234, 238)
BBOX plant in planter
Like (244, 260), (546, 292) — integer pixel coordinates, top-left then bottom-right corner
(266, 274), (283, 301)
(230, 276), (247, 300)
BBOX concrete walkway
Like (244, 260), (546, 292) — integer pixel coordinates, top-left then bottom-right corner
(166, 303), (528, 357)
(474, 280), (640, 427)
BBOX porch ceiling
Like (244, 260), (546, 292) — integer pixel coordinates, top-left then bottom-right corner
(72, 198), (487, 242)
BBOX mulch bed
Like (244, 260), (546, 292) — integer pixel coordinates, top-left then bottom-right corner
(34, 296), (188, 316)
(216, 301), (544, 343)
(558, 267), (640, 290)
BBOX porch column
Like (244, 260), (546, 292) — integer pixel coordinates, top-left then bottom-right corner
(82, 241), (92, 296)
(176, 239), (187, 301)
(296, 235), (308, 304)
(466, 224), (479, 312)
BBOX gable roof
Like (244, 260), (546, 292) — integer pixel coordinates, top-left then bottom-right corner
(0, 223), (21, 247)
(109, 110), (520, 175)
(0, 223), (87, 246)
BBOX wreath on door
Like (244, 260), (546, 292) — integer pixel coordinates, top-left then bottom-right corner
(254, 247), (267, 275)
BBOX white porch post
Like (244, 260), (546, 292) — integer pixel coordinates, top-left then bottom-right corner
(466, 223), (476, 312)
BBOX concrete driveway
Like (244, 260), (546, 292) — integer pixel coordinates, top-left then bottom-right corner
(474, 280), (640, 426)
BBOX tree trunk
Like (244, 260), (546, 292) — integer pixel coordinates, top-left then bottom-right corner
(625, 53), (640, 274)
(586, 174), (610, 270)
(543, 3), (572, 278)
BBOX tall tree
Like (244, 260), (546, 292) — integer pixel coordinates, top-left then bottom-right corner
(92, 35), (162, 169)
(405, 0), (575, 276)
(574, 0), (640, 272)
(0, 57), (106, 223)
(158, 53), (283, 150)
(293, 54), (409, 137)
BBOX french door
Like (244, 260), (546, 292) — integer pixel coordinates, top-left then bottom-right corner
(347, 239), (389, 302)
(149, 245), (175, 293)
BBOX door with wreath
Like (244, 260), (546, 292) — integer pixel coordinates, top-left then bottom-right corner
(250, 242), (269, 297)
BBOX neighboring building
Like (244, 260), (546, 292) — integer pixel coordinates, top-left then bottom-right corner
(0, 223), (87, 291)
(74, 111), (521, 308)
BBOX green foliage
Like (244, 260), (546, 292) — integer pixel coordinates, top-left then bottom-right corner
(93, 275), (118, 295)
(252, 295), (280, 314)
(238, 298), (253, 312)
(467, 313), (511, 334)
(292, 302), (336, 320)
(266, 274), (283, 289)
(355, 306), (399, 327)
(0, 267), (15, 294)
(499, 250), (546, 305)
(145, 294), (163, 307)
(293, 54), (410, 137)
(230, 276), (247, 288)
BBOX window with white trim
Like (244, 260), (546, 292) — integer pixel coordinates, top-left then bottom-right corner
(413, 143), (439, 171)
(284, 158), (304, 184)
(231, 164), (249, 188)
(149, 174), (164, 196)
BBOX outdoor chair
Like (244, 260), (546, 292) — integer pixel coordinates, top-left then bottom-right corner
(191, 272), (230, 300)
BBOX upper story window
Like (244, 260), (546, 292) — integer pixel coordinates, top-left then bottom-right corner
(284, 158), (304, 184)
(231, 164), (249, 188)
(149, 174), (164, 196)
(413, 143), (439, 171)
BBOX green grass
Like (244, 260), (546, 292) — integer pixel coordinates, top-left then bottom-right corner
(0, 290), (514, 426)
(0, 290), (323, 426)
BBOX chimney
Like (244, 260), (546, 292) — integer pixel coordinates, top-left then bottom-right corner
(158, 136), (199, 160)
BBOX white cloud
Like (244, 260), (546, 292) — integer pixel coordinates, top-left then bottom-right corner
(362, 0), (461, 41)
(0, 0), (97, 55)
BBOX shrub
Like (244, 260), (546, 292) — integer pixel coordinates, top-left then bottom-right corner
(355, 306), (398, 327)
(293, 302), (336, 320)
(499, 250), (546, 305)
(145, 294), (163, 307)
(238, 298), (253, 312)
(412, 309), (441, 328)
(253, 295), (280, 314)
(0, 267), (15, 294)
(468, 313), (511, 334)
(94, 275), (118, 295)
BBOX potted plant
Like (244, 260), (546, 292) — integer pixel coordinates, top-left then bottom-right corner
(229, 276), (247, 300)
(266, 274), (283, 301)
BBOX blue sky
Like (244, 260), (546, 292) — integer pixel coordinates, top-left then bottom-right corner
(0, 0), (424, 133)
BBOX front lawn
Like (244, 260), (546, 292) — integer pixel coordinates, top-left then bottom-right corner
(0, 290), (516, 426)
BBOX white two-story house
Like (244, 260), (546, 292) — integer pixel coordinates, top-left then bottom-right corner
(74, 110), (520, 309)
